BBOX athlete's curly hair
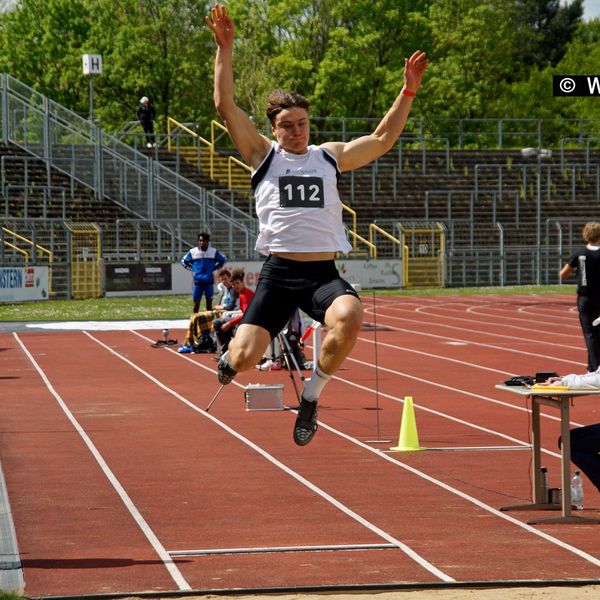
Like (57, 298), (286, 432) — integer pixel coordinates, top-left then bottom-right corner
(265, 90), (309, 125)
(583, 222), (600, 243)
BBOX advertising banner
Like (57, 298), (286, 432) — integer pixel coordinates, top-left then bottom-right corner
(0, 267), (49, 302)
(335, 259), (402, 288)
(107, 258), (403, 297)
(105, 263), (172, 295)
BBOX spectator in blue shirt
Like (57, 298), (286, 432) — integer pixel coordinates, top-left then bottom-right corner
(181, 232), (226, 312)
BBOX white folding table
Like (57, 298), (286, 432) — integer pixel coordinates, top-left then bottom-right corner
(495, 384), (600, 524)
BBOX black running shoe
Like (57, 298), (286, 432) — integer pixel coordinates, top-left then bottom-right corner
(217, 352), (237, 385)
(293, 396), (318, 446)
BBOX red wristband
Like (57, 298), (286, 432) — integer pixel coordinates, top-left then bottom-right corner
(402, 88), (415, 97)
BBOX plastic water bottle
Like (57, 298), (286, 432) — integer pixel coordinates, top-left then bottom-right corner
(571, 471), (584, 510)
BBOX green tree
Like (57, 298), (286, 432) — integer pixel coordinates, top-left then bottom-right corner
(224, 0), (433, 122)
(514, 0), (583, 68)
(0, 0), (590, 137)
(310, 0), (432, 119)
(0, 0), (92, 115)
(492, 19), (600, 126)
(421, 1), (521, 121)
(84, 0), (216, 133)
(0, 0), (217, 133)
(553, 19), (600, 122)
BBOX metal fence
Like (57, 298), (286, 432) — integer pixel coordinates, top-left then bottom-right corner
(306, 116), (600, 150)
(3, 74), (600, 293)
(0, 74), (258, 261)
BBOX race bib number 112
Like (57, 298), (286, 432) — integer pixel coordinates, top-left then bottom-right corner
(279, 176), (324, 208)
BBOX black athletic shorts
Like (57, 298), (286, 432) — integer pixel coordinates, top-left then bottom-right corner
(241, 255), (360, 338)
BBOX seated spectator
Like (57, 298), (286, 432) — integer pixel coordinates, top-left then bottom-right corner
(214, 268), (239, 312)
(178, 268), (245, 354)
(179, 313), (215, 353)
(541, 369), (600, 389)
(539, 370), (600, 499)
(214, 268), (254, 354)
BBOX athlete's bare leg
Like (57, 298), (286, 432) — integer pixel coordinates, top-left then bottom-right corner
(319, 294), (363, 374)
(227, 323), (271, 372)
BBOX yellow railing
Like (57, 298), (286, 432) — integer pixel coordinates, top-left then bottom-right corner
(210, 120), (251, 186)
(167, 116), (215, 175)
(1, 226), (52, 292)
(342, 204), (358, 248)
(211, 119), (228, 146)
(403, 243), (409, 285)
(167, 117), (251, 187)
(368, 223), (402, 259)
(1, 239), (29, 264)
(228, 154), (251, 181)
(398, 222), (445, 288)
(348, 230), (377, 258)
(167, 117), (212, 152)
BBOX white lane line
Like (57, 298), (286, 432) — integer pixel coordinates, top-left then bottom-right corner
(377, 305), (586, 353)
(127, 330), (600, 569)
(358, 317), (585, 365)
(352, 337), (586, 426)
(356, 335), (516, 376)
(138, 328), (575, 452)
(86, 330), (454, 583)
(12, 333), (191, 592)
(332, 367), (553, 452)
(342, 354), (586, 437)
(134, 329), (568, 456)
(318, 420), (600, 568)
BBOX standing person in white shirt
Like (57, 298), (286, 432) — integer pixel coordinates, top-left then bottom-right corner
(205, 4), (428, 446)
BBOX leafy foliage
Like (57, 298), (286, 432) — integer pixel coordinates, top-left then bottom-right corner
(0, 0), (593, 132)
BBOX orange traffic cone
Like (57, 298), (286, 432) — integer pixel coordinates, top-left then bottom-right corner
(389, 396), (424, 452)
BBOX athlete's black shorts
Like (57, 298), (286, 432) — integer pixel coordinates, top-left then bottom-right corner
(241, 255), (360, 338)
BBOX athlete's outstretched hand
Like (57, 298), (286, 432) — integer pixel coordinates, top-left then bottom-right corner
(205, 4), (234, 49)
(403, 51), (429, 93)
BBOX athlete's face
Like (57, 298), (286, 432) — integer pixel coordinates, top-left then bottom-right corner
(272, 107), (310, 154)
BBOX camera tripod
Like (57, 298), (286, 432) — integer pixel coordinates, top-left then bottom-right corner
(205, 329), (308, 412)
(273, 330), (306, 406)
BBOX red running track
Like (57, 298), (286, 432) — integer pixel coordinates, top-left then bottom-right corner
(1, 292), (600, 597)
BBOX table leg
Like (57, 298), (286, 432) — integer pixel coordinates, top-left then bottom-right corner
(500, 396), (557, 512)
(528, 396), (600, 524)
(561, 399), (572, 518)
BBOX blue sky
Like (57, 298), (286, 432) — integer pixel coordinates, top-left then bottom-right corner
(583, 0), (600, 21)
(582, 0), (600, 20)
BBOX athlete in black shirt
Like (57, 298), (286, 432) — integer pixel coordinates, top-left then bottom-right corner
(561, 222), (600, 371)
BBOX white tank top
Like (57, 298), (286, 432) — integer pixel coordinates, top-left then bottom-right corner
(251, 142), (352, 255)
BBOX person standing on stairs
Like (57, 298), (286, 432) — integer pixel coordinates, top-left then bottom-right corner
(137, 96), (157, 148)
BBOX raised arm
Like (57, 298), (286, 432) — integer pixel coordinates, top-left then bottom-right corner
(205, 4), (270, 169)
(322, 51), (429, 172)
